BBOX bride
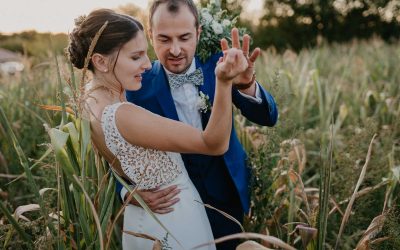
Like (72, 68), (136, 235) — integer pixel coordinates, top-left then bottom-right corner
(67, 9), (248, 250)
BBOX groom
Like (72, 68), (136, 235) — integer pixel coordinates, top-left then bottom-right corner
(118, 0), (278, 249)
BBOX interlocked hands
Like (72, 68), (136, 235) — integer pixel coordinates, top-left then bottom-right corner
(222, 28), (261, 90)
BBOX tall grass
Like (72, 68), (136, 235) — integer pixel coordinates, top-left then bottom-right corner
(243, 39), (400, 249)
(0, 38), (399, 249)
(0, 46), (124, 248)
(1, 31), (183, 249)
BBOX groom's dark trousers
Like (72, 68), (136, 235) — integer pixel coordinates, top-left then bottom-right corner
(117, 53), (278, 250)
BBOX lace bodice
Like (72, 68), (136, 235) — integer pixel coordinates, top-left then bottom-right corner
(101, 102), (183, 189)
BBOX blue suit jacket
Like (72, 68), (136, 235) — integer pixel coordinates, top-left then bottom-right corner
(120, 53), (277, 213)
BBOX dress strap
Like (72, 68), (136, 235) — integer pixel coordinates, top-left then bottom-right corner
(101, 102), (132, 155)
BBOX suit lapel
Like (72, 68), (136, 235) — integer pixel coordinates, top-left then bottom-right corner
(152, 61), (180, 121)
(196, 57), (214, 104)
(196, 57), (214, 126)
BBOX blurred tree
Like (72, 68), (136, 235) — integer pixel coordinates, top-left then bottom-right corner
(116, 3), (157, 60)
(253, 0), (400, 51)
(199, 0), (244, 16)
(117, 3), (148, 28)
(0, 31), (68, 59)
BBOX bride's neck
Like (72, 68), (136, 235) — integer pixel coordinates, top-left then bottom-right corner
(89, 77), (125, 103)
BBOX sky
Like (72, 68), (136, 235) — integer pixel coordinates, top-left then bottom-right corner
(0, 0), (262, 34)
(0, 0), (148, 33)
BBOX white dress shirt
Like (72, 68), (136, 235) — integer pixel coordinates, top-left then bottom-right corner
(165, 60), (204, 129)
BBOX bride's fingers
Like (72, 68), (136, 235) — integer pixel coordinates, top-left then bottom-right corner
(223, 55), (244, 77)
(217, 50), (234, 69)
(224, 50), (237, 65)
(227, 49), (248, 72)
(218, 58), (235, 77)
(220, 38), (229, 51)
(231, 28), (240, 49)
(217, 48), (249, 79)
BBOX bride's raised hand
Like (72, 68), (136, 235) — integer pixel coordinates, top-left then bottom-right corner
(215, 41), (248, 84)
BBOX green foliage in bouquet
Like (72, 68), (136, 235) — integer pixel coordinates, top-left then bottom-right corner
(197, 0), (249, 63)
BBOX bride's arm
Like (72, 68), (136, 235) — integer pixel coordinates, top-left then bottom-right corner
(116, 48), (247, 155)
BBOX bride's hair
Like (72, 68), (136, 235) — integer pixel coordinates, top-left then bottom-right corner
(67, 9), (143, 71)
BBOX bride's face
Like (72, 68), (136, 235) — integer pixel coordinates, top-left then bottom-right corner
(111, 31), (151, 91)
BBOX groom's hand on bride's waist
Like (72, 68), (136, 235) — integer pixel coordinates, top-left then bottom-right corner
(124, 185), (181, 214)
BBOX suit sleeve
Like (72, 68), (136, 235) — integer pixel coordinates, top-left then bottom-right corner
(204, 52), (278, 127)
(116, 181), (124, 201)
(115, 174), (135, 203)
(232, 82), (278, 126)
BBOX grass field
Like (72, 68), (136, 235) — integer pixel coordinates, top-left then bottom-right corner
(0, 38), (399, 249)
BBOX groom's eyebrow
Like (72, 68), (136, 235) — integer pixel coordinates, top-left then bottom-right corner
(181, 33), (192, 38)
(157, 32), (193, 39)
(157, 34), (170, 39)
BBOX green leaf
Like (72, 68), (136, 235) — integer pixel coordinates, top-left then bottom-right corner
(80, 118), (91, 170)
(48, 128), (75, 177)
(63, 122), (80, 157)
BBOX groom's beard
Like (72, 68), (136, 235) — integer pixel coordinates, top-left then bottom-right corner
(165, 53), (192, 74)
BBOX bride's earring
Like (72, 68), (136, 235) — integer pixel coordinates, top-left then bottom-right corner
(92, 53), (109, 73)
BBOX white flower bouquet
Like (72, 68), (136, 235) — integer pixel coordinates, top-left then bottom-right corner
(197, 0), (249, 63)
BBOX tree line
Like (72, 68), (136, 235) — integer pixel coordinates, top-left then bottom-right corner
(1, 1), (399, 56)
(201, 0), (400, 51)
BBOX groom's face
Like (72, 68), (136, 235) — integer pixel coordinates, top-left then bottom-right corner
(149, 3), (200, 74)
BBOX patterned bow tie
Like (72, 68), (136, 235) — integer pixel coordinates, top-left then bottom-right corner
(168, 68), (204, 89)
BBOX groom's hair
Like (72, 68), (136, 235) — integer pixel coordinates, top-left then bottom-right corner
(149, 0), (199, 29)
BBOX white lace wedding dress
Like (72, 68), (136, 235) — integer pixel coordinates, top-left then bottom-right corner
(102, 102), (216, 250)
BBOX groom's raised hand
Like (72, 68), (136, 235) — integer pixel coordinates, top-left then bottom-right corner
(125, 185), (180, 214)
(221, 28), (261, 96)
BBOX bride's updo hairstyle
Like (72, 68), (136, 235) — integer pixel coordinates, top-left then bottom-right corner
(67, 9), (144, 71)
